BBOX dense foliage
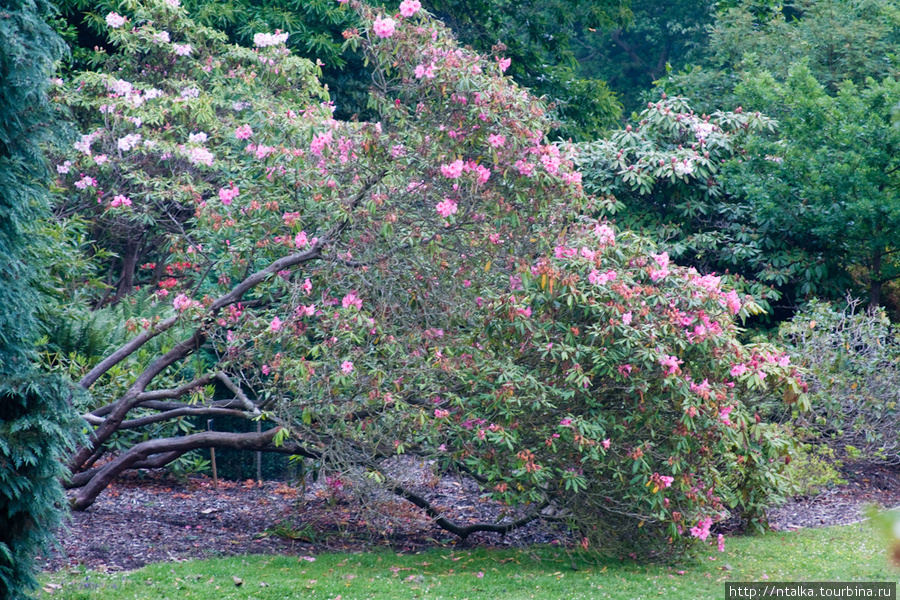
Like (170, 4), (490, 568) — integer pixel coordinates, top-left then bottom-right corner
(439, 221), (803, 554)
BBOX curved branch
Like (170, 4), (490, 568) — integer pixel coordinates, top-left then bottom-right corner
(78, 315), (180, 389)
(119, 406), (251, 430)
(388, 480), (547, 540)
(71, 428), (320, 510)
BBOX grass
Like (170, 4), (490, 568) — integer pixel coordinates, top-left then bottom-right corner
(40, 522), (900, 600)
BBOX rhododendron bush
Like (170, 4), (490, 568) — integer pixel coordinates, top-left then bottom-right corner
(48, 0), (804, 554)
(432, 222), (805, 554)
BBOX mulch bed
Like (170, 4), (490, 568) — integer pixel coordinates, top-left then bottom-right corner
(42, 460), (900, 572)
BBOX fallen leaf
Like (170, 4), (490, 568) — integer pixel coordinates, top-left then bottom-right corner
(232, 576), (243, 587)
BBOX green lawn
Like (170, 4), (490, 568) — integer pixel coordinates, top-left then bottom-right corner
(40, 522), (899, 600)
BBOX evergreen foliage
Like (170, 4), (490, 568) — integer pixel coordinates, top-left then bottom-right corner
(0, 1), (85, 598)
(0, 0), (67, 373)
(0, 376), (85, 600)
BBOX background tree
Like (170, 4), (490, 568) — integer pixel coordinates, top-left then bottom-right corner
(0, 0), (83, 597)
(54, 0), (630, 140)
(573, 0), (716, 116)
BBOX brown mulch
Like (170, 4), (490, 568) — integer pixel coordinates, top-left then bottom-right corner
(42, 460), (900, 572)
(42, 463), (564, 573)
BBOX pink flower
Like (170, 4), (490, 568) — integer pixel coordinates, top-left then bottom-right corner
(594, 223), (615, 246)
(652, 252), (670, 268)
(514, 159), (534, 177)
(74, 175), (96, 190)
(559, 418), (573, 427)
(436, 198), (458, 218)
(270, 316), (282, 332)
(372, 16), (396, 38)
(301, 278), (313, 295)
(106, 12), (127, 28)
(718, 534), (725, 552)
(294, 231), (308, 248)
(723, 289), (741, 314)
(498, 57), (511, 72)
(690, 517), (712, 541)
(602, 439), (611, 449)
(488, 134), (506, 148)
(617, 364), (632, 377)
(690, 379), (711, 400)
(719, 405), (734, 425)
(261, 364), (270, 375)
(659, 475), (674, 488)
(341, 360), (354, 374)
(342, 291), (363, 310)
(298, 304), (316, 316)
(310, 131), (333, 156)
(622, 312), (633, 325)
(152, 31), (171, 44)
(235, 124), (253, 139)
(218, 185), (239, 205)
(434, 409), (449, 419)
(173, 43), (192, 56)
(659, 354), (682, 376)
(440, 159), (464, 178)
(730, 363), (747, 377)
(110, 195), (132, 208)
(173, 293), (194, 312)
(399, 0), (421, 17)
(650, 267), (670, 281)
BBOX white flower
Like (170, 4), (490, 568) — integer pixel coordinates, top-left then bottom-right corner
(152, 31), (171, 44)
(188, 132), (208, 144)
(180, 87), (200, 99)
(253, 31), (289, 47)
(117, 133), (142, 152)
(105, 12), (127, 28)
(107, 78), (133, 96)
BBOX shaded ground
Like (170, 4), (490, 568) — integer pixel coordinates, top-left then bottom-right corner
(43, 461), (900, 572)
(43, 465), (563, 572)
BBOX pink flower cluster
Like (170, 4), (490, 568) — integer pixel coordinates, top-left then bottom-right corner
(594, 223), (615, 246)
(173, 293), (199, 312)
(218, 184), (239, 205)
(399, 0), (421, 17)
(436, 198), (458, 218)
(110, 195), (132, 208)
(372, 17), (396, 38)
(235, 124), (253, 139)
(342, 291), (363, 310)
(659, 354), (682, 376)
(414, 63), (436, 79)
(588, 269), (617, 285)
(690, 516), (712, 541)
(440, 159), (464, 178)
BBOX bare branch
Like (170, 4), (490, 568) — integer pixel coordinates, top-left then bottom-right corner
(71, 428), (320, 510)
(388, 479), (547, 539)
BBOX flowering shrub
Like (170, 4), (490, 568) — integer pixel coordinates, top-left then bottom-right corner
(48, 0), (803, 557)
(432, 221), (805, 555)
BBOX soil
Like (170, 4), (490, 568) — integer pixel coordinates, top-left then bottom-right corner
(42, 460), (900, 573)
